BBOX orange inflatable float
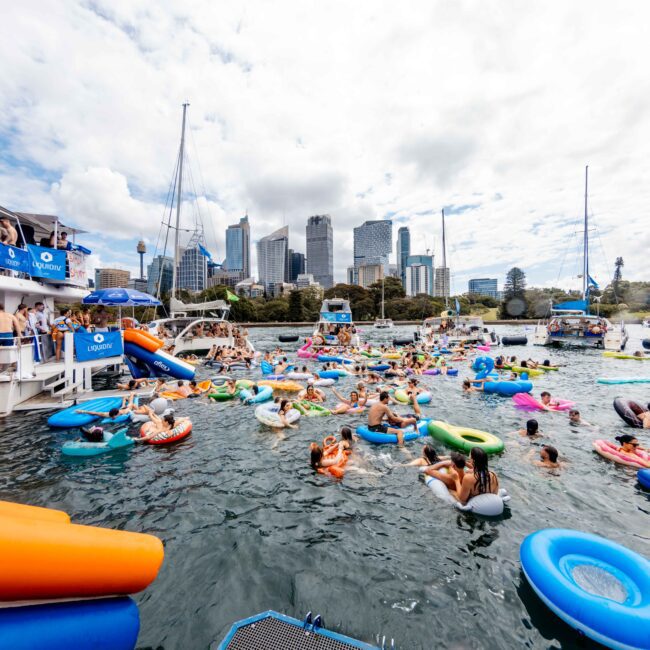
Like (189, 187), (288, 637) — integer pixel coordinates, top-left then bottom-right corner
(0, 500), (70, 524)
(0, 514), (164, 600)
(123, 328), (164, 353)
(161, 379), (212, 400)
(318, 436), (350, 479)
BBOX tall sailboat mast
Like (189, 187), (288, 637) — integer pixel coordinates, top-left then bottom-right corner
(582, 165), (589, 301)
(381, 276), (385, 319)
(441, 208), (449, 308)
(171, 102), (189, 302)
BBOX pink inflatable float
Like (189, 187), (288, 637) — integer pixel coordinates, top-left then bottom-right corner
(593, 439), (650, 469)
(512, 393), (575, 411)
(297, 339), (319, 359)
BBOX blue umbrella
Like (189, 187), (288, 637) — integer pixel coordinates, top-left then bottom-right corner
(82, 287), (161, 307)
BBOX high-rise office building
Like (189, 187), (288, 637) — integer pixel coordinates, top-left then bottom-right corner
(257, 225), (289, 293)
(358, 263), (384, 289)
(288, 249), (306, 282)
(225, 215), (250, 277)
(346, 266), (357, 285)
(177, 245), (207, 292)
(94, 268), (130, 290)
(434, 267), (450, 298)
(353, 220), (392, 278)
(147, 255), (173, 297)
(405, 255), (434, 297)
(306, 215), (334, 289)
(396, 226), (410, 287)
(468, 278), (499, 299)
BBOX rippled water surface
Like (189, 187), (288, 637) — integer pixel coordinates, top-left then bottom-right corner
(1, 324), (649, 649)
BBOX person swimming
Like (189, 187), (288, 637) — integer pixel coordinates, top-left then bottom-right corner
(532, 445), (560, 469)
(404, 444), (442, 467)
(518, 419), (540, 438)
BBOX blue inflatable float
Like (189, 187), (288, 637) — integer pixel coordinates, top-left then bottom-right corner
(473, 356), (532, 396)
(638, 468), (650, 489)
(239, 385), (273, 404)
(356, 419), (430, 444)
(520, 528), (650, 650)
(317, 355), (352, 364)
(0, 597), (139, 650)
(368, 363), (390, 372)
(48, 397), (124, 428)
(61, 429), (134, 457)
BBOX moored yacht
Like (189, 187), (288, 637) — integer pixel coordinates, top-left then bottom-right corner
(417, 310), (491, 347)
(312, 298), (360, 347)
(533, 167), (628, 351)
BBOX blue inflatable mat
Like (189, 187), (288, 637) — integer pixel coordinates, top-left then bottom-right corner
(0, 597), (139, 650)
(48, 397), (124, 428)
(638, 469), (650, 489)
(483, 380), (533, 396)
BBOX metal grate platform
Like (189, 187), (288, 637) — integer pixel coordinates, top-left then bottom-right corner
(217, 611), (379, 650)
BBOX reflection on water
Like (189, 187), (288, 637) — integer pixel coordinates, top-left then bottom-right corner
(0, 324), (649, 649)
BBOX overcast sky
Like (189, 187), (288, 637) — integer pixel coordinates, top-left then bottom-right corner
(1, 1), (649, 293)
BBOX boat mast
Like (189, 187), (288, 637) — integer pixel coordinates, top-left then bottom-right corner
(441, 208), (449, 309)
(582, 165), (589, 302)
(381, 276), (385, 319)
(171, 102), (189, 302)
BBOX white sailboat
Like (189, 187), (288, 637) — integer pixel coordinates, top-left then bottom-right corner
(417, 209), (490, 346)
(533, 166), (628, 351)
(147, 104), (254, 357)
(374, 276), (393, 329)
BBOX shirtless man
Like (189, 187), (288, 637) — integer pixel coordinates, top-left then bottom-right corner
(366, 391), (413, 445)
(528, 445), (561, 469)
(0, 218), (17, 246)
(423, 451), (468, 491)
(0, 304), (20, 346)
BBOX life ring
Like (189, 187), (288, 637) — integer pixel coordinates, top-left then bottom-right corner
(548, 323), (560, 333)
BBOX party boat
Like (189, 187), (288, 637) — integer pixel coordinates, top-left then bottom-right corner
(312, 298), (360, 347)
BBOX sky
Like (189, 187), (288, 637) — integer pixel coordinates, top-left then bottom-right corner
(1, 1), (649, 294)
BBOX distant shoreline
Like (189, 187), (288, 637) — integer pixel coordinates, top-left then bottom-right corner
(239, 318), (635, 328)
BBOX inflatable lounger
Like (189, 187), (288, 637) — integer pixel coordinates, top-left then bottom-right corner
(48, 397), (124, 428)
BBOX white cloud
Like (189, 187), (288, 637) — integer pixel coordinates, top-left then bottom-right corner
(0, 0), (649, 290)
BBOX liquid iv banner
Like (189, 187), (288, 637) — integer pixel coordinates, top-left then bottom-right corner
(27, 244), (67, 280)
(74, 331), (124, 362)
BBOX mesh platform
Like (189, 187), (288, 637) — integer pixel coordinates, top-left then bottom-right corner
(222, 614), (373, 650)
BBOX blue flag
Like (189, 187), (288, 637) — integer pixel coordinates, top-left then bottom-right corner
(455, 298), (461, 314)
(587, 274), (599, 289)
(198, 244), (212, 260)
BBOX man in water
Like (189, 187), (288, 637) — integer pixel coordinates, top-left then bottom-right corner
(530, 445), (561, 469)
(367, 391), (414, 445)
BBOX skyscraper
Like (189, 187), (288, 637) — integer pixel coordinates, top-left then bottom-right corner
(288, 249), (306, 282)
(468, 278), (499, 299)
(405, 255), (434, 297)
(94, 268), (130, 290)
(434, 267), (450, 298)
(353, 220), (392, 278)
(396, 226), (410, 287)
(177, 245), (207, 292)
(225, 215), (250, 277)
(306, 215), (333, 289)
(257, 225), (289, 293)
(147, 255), (173, 297)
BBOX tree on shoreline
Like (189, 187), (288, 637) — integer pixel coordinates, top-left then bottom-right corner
(500, 267), (527, 319)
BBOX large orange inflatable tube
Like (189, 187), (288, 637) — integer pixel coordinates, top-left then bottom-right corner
(123, 329), (164, 353)
(0, 500), (70, 524)
(0, 516), (164, 600)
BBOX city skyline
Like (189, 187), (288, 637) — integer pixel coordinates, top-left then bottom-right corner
(2, 3), (647, 295)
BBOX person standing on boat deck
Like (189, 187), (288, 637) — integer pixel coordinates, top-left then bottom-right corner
(0, 304), (20, 347)
(14, 304), (28, 337)
(34, 302), (52, 359)
(0, 217), (17, 246)
(93, 306), (110, 332)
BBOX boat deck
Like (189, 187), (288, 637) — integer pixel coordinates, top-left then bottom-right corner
(13, 386), (155, 412)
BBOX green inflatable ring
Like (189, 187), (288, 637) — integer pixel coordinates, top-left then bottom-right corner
(427, 420), (504, 454)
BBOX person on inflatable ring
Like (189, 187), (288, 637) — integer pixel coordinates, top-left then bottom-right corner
(366, 392), (416, 445)
(299, 384), (326, 403)
(331, 388), (366, 415)
(452, 447), (500, 505)
(138, 410), (179, 443)
(422, 451), (468, 492)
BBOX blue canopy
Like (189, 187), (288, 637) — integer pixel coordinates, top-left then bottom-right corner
(82, 287), (161, 307)
(552, 300), (588, 313)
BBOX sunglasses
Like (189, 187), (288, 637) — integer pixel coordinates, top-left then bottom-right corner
(630, 442), (640, 447)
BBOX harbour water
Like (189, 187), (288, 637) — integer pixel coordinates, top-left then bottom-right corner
(1, 324), (648, 649)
